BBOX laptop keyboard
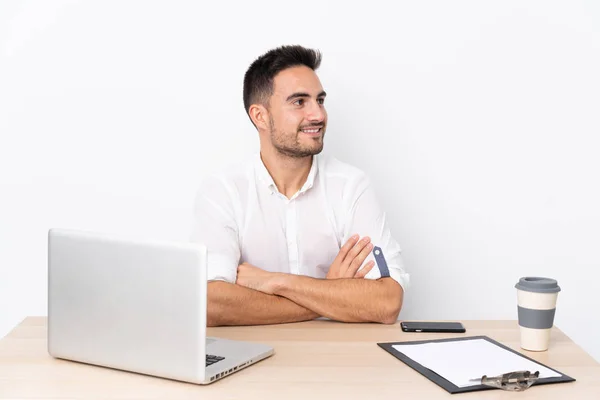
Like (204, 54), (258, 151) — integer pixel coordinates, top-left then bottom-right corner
(206, 354), (225, 367)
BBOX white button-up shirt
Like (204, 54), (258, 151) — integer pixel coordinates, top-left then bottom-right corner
(190, 153), (409, 291)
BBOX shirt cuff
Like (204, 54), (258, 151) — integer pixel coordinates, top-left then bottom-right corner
(206, 255), (237, 283)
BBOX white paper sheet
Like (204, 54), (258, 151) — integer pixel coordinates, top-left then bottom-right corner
(392, 338), (561, 388)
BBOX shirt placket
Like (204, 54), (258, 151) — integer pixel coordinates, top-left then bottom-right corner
(285, 199), (299, 274)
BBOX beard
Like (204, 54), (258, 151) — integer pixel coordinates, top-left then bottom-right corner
(269, 116), (325, 158)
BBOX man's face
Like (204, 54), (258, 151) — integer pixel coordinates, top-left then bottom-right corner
(266, 66), (327, 158)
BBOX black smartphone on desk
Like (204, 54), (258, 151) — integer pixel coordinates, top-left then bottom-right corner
(400, 321), (466, 333)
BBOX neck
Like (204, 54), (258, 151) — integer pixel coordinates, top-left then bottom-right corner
(260, 145), (313, 199)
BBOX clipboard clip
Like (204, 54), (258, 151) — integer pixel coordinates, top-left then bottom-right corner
(471, 370), (540, 391)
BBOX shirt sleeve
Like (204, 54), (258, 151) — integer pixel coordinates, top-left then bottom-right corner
(189, 176), (240, 283)
(342, 174), (410, 292)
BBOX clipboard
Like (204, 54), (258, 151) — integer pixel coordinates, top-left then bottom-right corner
(377, 335), (575, 394)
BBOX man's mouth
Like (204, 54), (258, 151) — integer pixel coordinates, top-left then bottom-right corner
(300, 126), (323, 135)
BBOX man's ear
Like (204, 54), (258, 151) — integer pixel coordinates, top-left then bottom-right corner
(249, 104), (269, 130)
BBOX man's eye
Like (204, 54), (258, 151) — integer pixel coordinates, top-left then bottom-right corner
(294, 99), (304, 106)
(317, 98), (325, 105)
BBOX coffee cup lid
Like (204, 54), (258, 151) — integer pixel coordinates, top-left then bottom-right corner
(515, 277), (561, 293)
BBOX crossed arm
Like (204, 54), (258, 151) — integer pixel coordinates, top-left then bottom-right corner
(207, 235), (404, 326)
(207, 281), (319, 326)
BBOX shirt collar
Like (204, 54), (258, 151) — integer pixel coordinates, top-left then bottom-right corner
(255, 153), (319, 196)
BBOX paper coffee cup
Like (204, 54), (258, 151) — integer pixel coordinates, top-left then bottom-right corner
(515, 277), (561, 351)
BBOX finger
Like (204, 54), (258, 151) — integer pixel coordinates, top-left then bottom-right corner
(341, 236), (371, 271)
(346, 241), (374, 277)
(354, 261), (375, 278)
(333, 234), (359, 265)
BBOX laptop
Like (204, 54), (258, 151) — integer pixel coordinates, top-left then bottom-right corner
(47, 228), (274, 384)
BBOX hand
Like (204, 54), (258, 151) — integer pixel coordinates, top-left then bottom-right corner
(326, 234), (375, 279)
(236, 262), (279, 294)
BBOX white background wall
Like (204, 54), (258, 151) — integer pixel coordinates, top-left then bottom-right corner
(1, 0), (599, 361)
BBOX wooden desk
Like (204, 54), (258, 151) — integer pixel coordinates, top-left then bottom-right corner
(1, 318), (599, 399)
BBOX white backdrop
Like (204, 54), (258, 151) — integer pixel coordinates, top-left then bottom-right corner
(1, 0), (599, 361)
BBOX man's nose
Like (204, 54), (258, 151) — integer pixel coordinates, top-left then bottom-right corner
(306, 100), (326, 123)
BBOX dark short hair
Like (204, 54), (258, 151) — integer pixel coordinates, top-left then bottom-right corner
(243, 45), (322, 118)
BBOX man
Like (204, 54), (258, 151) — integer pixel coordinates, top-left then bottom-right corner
(191, 45), (409, 326)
